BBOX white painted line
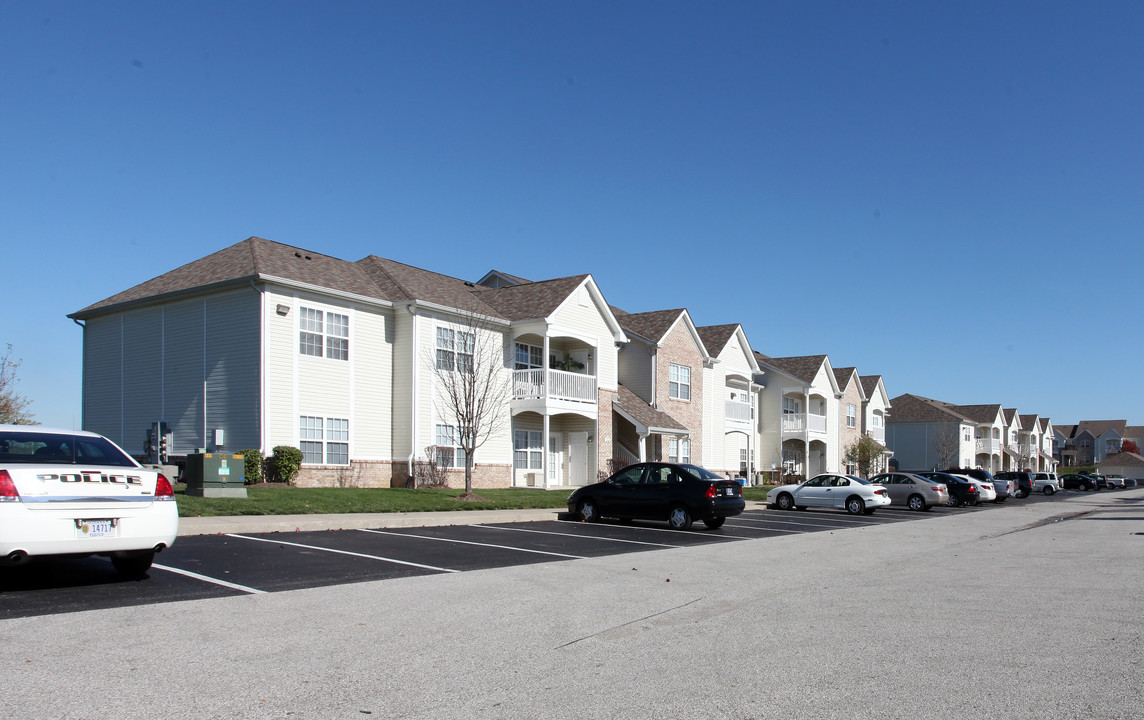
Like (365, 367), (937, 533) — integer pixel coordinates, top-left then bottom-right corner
(227, 533), (459, 573)
(359, 529), (588, 559)
(474, 524), (682, 548)
(152, 563), (267, 594)
(722, 521), (801, 533)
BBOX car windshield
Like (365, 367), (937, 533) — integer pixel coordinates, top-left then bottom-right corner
(677, 464), (722, 481)
(0, 431), (137, 467)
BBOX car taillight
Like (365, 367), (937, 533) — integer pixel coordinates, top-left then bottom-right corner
(874, 488), (886, 495)
(0, 470), (20, 501)
(706, 485), (718, 499)
(967, 485), (977, 493)
(155, 473), (175, 500)
(930, 486), (944, 492)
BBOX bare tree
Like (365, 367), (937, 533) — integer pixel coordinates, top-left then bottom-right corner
(0, 344), (34, 425)
(932, 424), (960, 469)
(428, 309), (511, 498)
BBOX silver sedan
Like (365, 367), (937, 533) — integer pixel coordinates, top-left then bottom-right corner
(869, 472), (950, 511)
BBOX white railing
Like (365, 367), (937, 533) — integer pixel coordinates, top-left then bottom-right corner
(725, 401), (752, 423)
(512, 368), (596, 404)
(869, 427), (885, 444)
(782, 413), (827, 434)
(975, 438), (1000, 455)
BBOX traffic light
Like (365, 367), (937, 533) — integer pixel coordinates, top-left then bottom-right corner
(159, 434), (169, 464)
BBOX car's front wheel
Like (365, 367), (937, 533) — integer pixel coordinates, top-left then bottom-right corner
(702, 516), (725, 529)
(111, 550), (155, 577)
(578, 499), (599, 523)
(907, 494), (926, 512)
(667, 506), (693, 530)
(775, 492), (795, 511)
(846, 496), (866, 515)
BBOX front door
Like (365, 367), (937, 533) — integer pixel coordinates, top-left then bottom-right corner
(568, 432), (589, 486)
(548, 433), (563, 486)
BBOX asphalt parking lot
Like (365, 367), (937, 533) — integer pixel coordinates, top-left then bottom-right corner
(0, 487), (1078, 619)
(2, 488), (1141, 720)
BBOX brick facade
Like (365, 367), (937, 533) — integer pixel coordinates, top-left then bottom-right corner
(655, 322), (704, 464)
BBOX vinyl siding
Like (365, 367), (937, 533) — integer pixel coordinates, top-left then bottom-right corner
(81, 316), (125, 445)
(548, 285), (618, 390)
(202, 292), (260, 452)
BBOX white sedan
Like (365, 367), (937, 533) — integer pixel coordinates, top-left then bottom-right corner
(0, 425), (178, 576)
(767, 473), (891, 515)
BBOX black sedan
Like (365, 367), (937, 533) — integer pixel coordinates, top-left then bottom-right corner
(1060, 473), (1099, 491)
(915, 471), (981, 507)
(567, 462), (745, 530)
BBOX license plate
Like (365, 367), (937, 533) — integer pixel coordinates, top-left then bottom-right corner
(76, 519), (117, 538)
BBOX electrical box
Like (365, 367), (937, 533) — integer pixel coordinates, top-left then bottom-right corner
(183, 452), (247, 498)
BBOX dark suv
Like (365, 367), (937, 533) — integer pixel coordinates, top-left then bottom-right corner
(993, 471), (1034, 499)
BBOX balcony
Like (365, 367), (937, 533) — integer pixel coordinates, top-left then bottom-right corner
(975, 438), (1000, 455)
(782, 412), (827, 435)
(868, 427), (885, 444)
(512, 368), (597, 405)
(725, 400), (752, 425)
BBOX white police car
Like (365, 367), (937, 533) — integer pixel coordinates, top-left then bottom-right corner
(0, 425), (178, 576)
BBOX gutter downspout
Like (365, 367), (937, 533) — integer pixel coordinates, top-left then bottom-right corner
(407, 305), (419, 484)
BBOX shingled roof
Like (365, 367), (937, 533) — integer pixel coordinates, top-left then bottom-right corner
(1077, 420), (1128, 437)
(71, 236), (388, 317)
(617, 309), (688, 344)
(833, 367), (860, 392)
(473, 275), (592, 321)
(887, 394), (971, 423)
(614, 385), (688, 434)
(761, 355), (828, 384)
(696, 324), (739, 355)
(952, 404), (1004, 424)
(860, 375), (884, 400)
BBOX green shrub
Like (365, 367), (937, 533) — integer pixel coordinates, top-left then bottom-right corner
(237, 448), (264, 485)
(267, 446), (304, 485)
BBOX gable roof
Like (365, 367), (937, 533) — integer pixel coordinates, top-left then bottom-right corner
(761, 355), (828, 385)
(360, 255), (502, 317)
(617, 309), (687, 344)
(887, 394), (972, 423)
(832, 367), (862, 396)
(71, 236), (390, 318)
(952, 404), (1005, 425)
(1078, 420), (1127, 438)
(473, 275), (592, 321)
(859, 375), (889, 407)
(695, 324), (738, 355)
(475, 269), (531, 288)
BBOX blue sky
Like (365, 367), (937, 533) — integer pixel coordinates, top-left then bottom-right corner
(3, 1), (1141, 430)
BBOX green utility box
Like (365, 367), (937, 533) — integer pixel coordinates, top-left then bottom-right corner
(183, 453), (247, 498)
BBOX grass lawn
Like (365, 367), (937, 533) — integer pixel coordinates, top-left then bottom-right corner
(176, 483), (776, 517)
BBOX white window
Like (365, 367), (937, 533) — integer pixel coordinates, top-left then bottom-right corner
(514, 342), (543, 370)
(783, 397), (800, 416)
(963, 427), (971, 442)
(437, 327), (475, 373)
(299, 416), (350, 465)
(513, 429), (543, 470)
(669, 364), (691, 400)
(873, 414), (883, 428)
(668, 438), (690, 464)
(740, 448), (748, 472)
(299, 307), (348, 360)
(846, 404), (856, 428)
(435, 424), (466, 468)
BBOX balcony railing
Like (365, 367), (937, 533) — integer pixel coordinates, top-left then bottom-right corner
(725, 401), (752, 423)
(975, 438), (1000, 455)
(512, 368), (597, 404)
(782, 413), (827, 434)
(869, 427), (885, 444)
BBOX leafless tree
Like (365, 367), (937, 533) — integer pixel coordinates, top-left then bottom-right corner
(0, 344), (34, 425)
(413, 446), (451, 488)
(932, 424), (960, 469)
(428, 309), (511, 498)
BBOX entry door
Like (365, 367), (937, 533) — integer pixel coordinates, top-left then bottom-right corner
(548, 433), (563, 486)
(568, 432), (590, 486)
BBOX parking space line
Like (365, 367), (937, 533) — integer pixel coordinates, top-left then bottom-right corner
(227, 533), (460, 573)
(152, 563), (267, 594)
(473, 524), (683, 548)
(359, 529), (588, 559)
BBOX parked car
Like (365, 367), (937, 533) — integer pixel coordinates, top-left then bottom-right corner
(992, 471), (1035, 499)
(1103, 474), (1127, 489)
(1032, 472), (1060, 495)
(0, 425), (179, 576)
(1124, 477), (1138, 488)
(1088, 474), (1111, 490)
(951, 473), (997, 503)
(914, 471), (980, 506)
(767, 473), (891, 515)
(989, 476), (1018, 502)
(568, 462), (745, 530)
(868, 472), (949, 510)
(1060, 473), (1098, 491)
